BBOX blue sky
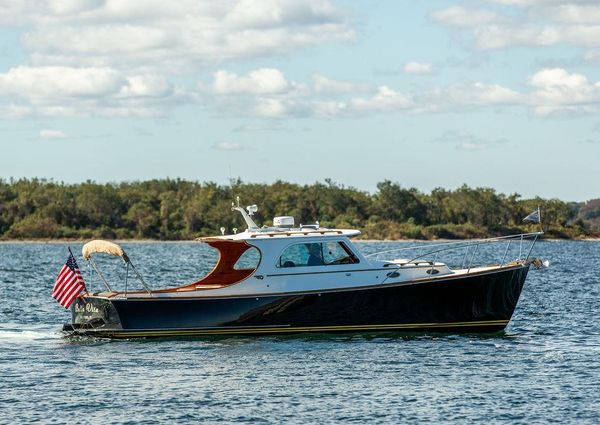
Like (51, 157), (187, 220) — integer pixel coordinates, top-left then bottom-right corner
(1, 0), (599, 201)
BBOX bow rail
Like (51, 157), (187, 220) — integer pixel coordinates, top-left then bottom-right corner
(367, 232), (543, 272)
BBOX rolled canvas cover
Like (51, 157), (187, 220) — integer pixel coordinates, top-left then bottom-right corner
(82, 240), (129, 261)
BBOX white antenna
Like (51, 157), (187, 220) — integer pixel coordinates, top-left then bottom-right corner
(231, 197), (259, 230)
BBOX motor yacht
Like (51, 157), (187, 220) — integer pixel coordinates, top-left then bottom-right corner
(63, 201), (542, 338)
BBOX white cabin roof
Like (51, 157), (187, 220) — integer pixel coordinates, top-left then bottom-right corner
(198, 227), (361, 242)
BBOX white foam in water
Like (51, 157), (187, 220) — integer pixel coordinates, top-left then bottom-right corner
(0, 324), (61, 341)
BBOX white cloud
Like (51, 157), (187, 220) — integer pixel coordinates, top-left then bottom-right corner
(473, 25), (557, 50)
(409, 82), (521, 113)
(474, 23), (600, 50)
(119, 75), (172, 97)
(224, 0), (344, 28)
(0, 66), (122, 98)
(584, 50), (600, 63)
(528, 68), (600, 116)
(437, 82), (521, 105)
(312, 100), (348, 118)
(312, 74), (366, 93)
(431, 6), (500, 28)
(7, 63), (596, 120)
(251, 98), (290, 118)
(0, 1), (357, 118)
(430, 130), (507, 151)
(202, 68), (523, 118)
(432, 2), (600, 51)
(0, 65), (180, 117)
(529, 68), (588, 88)
(212, 141), (244, 151)
(350, 86), (413, 112)
(22, 26), (175, 57)
(5, 0), (354, 74)
(212, 69), (292, 95)
(541, 4), (600, 24)
(208, 66), (600, 118)
(403, 62), (433, 75)
(39, 129), (68, 139)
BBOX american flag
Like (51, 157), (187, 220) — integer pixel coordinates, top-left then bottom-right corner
(52, 252), (86, 309)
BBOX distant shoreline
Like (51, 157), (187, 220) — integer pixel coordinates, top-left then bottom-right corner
(1, 178), (597, 241)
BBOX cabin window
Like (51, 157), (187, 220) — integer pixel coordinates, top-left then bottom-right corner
(234, 246), (261, 270)
(278, 241), (359, 268)
(322, 241), (359, 265)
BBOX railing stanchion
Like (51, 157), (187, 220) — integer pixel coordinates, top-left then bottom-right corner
(89, 258), (112, 292)
(462, 245), (470, 269)
(500, 240), (511, 266)
(519, 234), (523, 259)
(430, 253), (437, 276)
(525, 234), (539, 260)
(468, 244), (479, 273)
(125, 262), (129, 296)
(88, 262), (93, 293)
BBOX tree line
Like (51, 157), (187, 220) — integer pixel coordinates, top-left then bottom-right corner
(0, 178), (596, 240)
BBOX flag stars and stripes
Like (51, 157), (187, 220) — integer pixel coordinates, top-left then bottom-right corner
(52, 252), (86, 309)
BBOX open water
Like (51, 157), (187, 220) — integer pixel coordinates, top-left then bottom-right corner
(0, 240), (599, 424)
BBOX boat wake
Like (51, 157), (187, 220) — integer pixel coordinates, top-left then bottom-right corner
(0, 324), (61, 342)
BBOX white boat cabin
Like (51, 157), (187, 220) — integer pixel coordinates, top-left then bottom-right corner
(103, 203), (455, 298)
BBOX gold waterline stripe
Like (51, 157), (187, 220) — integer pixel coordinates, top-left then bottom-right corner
(97, 320), (510, 338)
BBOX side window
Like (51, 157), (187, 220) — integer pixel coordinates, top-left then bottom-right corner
(323, 241), (359, 265)
(234, 247), (261, 270)
(278, 241), (358, 267)
(279, 243), (322, 267)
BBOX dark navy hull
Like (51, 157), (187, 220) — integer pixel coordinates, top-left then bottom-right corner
(65, 265), (529, 338)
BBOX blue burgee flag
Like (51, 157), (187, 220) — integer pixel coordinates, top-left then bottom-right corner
(523, 208), (541, 224)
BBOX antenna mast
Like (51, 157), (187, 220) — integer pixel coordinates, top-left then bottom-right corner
(231, 196), (259, 230)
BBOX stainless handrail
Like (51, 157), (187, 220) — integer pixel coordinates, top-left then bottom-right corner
(365, 232), (542, 259)
(366, 232), (543, 270)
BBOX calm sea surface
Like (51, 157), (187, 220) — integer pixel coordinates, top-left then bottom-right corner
(1, 240), (599, 423)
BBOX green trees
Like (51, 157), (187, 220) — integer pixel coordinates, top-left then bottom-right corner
(578, 199), (600, 231)
(373, 181), (426, 224)
(0, 178), (594, 240)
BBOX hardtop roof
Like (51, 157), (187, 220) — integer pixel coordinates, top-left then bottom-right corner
(198, 228), (361, 242)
